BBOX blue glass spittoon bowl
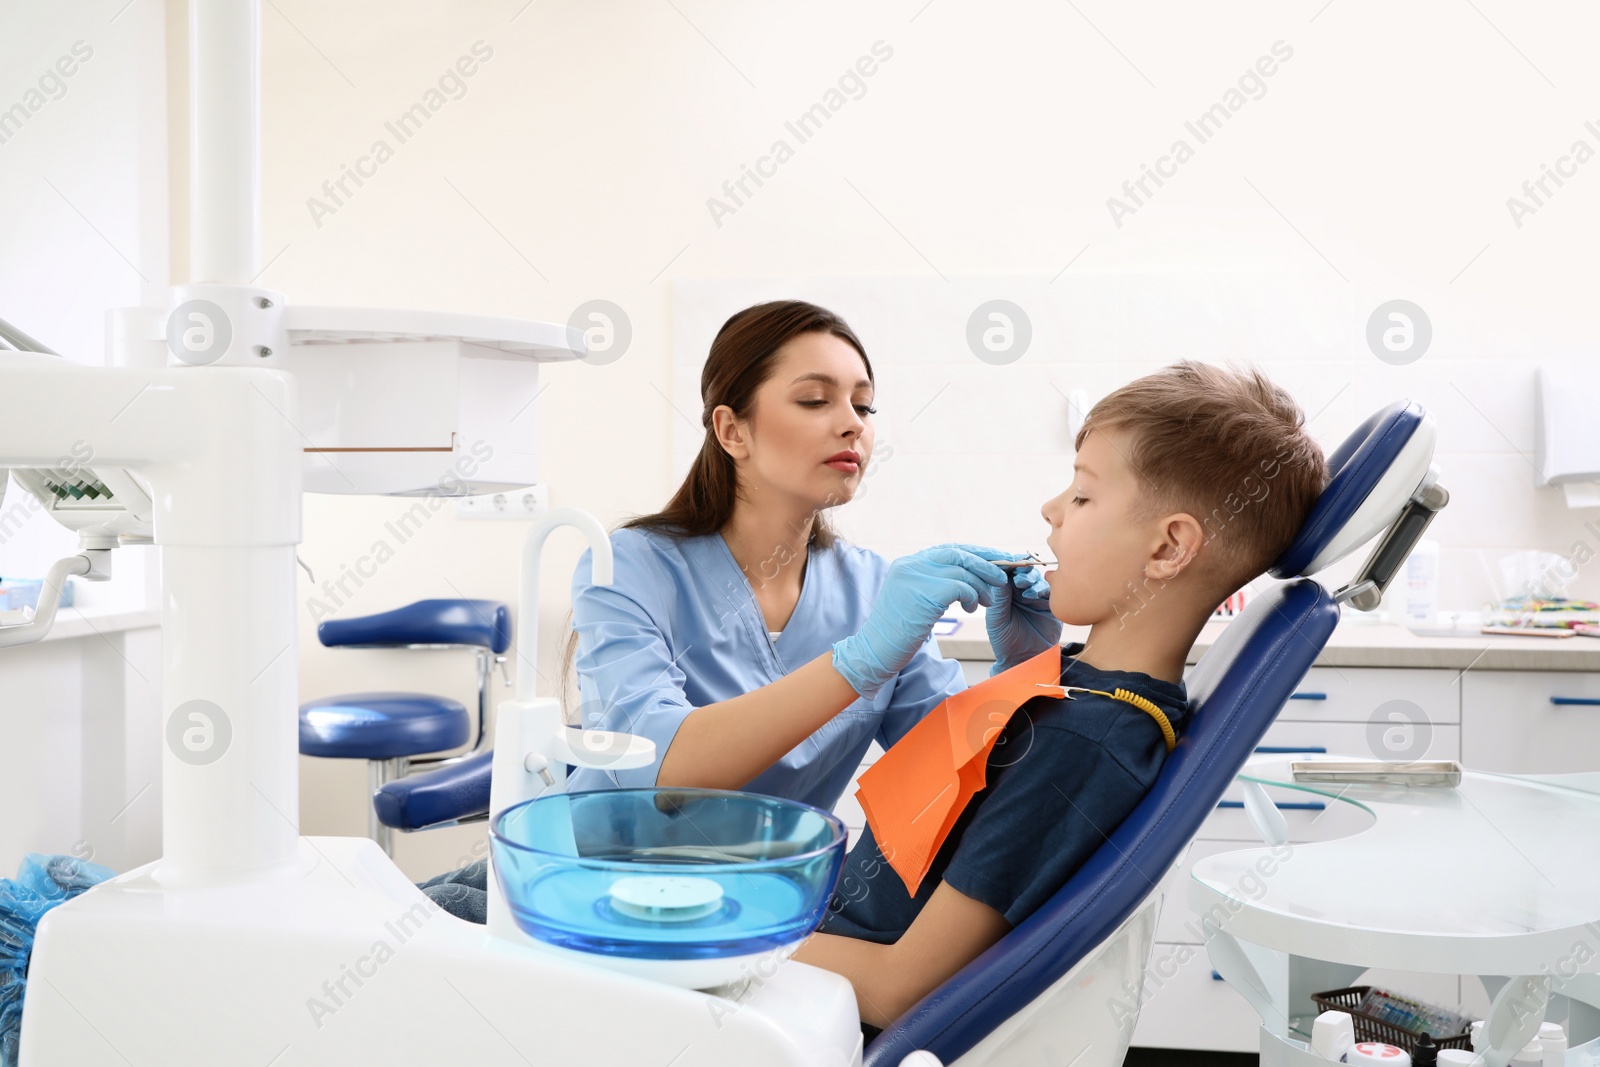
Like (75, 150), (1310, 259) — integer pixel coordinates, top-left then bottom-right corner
(489, 787), (848, 989)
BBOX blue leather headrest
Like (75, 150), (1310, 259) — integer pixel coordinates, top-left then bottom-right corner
(317, 599), (511, 652)
(1270, 400), (1426, 579)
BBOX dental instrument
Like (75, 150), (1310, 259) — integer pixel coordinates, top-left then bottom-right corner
(986, 554), (1057, 569)
(981, 548), (1059, 673)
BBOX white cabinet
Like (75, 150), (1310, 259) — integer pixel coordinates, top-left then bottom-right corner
(1462, 670), (1600, 773)
(1135, 666), (1465, 1053)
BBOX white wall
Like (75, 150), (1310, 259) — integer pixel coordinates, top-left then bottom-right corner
(0, 0), (168, 611)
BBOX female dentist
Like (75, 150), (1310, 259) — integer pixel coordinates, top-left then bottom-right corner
(564, 299), (1062, 808)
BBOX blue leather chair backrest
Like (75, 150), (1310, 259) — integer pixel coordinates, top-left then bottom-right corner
(1271, 400), (1424, 579)
(317, 598), (511, 653)
(864, 402), (1423, 1065)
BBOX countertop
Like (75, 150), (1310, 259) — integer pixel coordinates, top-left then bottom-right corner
(937, 617), (1600, 672)
(1, 606), (161, 647)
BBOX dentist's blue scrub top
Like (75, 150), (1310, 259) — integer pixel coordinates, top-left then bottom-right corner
(565, 527), (966, 811)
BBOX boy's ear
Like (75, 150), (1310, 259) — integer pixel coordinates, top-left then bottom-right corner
(1147, 512), (1205, 581)
(711, 404), (750, 460)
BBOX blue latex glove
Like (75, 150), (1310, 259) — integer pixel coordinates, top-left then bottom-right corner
(832, 544), (1011, 698)
(985, 558), (1064, 675)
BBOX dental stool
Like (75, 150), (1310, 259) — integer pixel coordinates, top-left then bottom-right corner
(299, 598), (511, 856)
(380, 402), (1446, 1067)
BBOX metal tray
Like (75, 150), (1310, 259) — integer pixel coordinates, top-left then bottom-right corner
(1289, 759), (1462, 787)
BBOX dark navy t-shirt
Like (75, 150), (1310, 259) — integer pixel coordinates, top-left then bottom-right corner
(817, 643), (1189, 943)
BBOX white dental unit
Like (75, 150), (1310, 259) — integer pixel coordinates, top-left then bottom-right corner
(2, 1), (866, 1063)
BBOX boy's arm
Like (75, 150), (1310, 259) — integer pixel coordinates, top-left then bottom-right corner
(791, 882), (1011, 1029)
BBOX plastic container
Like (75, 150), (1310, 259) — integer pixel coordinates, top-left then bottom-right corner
(1311, 1009), (1355, 1061)
(490, 787), (846, 964)
(1347, 1042), (1411, 1066)
(1404, 538), (1440, 627)
(1512, 1039), (1544, 1066)
(1540, 1021), (1567, 1066)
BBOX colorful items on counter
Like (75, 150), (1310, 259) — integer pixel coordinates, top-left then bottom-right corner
(0, 578), (73, 613)
(1485, 595), (1600, 632)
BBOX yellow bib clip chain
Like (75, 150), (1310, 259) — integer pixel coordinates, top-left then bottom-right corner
(1036, 683), (1178, 753)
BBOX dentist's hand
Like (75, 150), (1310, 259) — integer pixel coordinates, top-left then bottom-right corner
(832, 545), (1010, 698)
(983, 556), (1063, 675)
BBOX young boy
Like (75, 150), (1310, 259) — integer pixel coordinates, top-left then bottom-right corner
(789, 361), (1327, 1036)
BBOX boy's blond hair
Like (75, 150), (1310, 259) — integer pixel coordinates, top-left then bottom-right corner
(1076, 362), (1327, 595)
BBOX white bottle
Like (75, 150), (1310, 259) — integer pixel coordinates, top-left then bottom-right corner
(1513, 1039), (1545, 1066)
(1310, 1009), (1355, 1061)
(1404, 538), (1440, 627)
(1540, 1021), (1567, 1066)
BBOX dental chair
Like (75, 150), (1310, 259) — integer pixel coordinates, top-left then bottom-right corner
(299, 598), (511, 854)
(377, 400), (1446, 1066)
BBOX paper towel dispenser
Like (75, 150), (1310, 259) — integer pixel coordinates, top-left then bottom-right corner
(1535, 364), (1600, 507)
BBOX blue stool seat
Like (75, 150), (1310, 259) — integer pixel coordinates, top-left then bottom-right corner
(299, 692), (470, 760)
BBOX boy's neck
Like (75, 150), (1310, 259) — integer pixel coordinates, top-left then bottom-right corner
(1073, 602), (1212, 685)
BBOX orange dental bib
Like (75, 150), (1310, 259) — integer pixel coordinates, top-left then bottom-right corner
(854, 646), (1177, 896)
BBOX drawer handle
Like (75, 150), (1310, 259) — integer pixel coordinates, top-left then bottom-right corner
(1550, 696), (1600, 706)
(1254, 745), (1327, 754)
(1217, 799), (1325, 811)
(1287, 692), (1327, 701)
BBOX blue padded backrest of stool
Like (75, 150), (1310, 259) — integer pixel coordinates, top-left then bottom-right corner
(318, 599), (511, 652)
(863, 579), (1339, 1066)
(1271, 400), (1423, 579)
